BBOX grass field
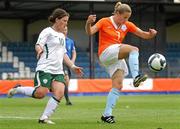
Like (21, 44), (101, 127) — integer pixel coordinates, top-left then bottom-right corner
(0, 95), (180, 129)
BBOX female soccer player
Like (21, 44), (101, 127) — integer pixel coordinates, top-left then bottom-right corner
(85, 2), (157, 123)
(8, 8), (83, 124)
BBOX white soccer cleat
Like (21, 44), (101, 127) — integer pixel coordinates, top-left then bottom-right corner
(7, 88), (18, 98)
(7, 84), (21, 98)
(38, 119), (55, 124)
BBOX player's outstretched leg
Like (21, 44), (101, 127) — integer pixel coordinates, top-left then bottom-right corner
(7, 84), (35, 98)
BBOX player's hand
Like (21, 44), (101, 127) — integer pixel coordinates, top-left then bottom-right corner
(149, 28), (157, 38)
(86, 15), (96, 24)
(71, 65), (83, 77)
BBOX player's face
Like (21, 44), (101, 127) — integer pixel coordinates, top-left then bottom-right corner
(118, 12), (131, 24)
(55, 16), (69, 32)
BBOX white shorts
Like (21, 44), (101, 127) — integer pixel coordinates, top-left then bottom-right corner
(99, 44), (129, 77)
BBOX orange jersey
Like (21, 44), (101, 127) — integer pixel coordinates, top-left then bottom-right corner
(95, 17), (138, 56)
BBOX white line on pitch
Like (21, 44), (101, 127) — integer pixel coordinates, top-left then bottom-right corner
(0, 116), (61, 120)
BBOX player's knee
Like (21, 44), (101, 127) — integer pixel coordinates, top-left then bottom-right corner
(53, 91), (64, 100)
(112, 79), (123, 89)
(33, 87), (48, 99)
(54, 95), (63, 101)
(34, 92), (46, 99)
(36, 94), (45, 99)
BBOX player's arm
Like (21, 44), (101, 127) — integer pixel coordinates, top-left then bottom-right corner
(133, 28), (157, 39)
(63, 54), (83, 76)
(35, 28), (49, 60)
(35, 44), (43, 60)
(63, 54), (74, 68)
(85, 15), (99, 35)
(71, 49), (76, 64)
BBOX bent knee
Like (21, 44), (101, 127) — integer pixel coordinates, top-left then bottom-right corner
(53, 91), (64, 100)
(35, 95), (45, 99)
(112, 80), (123, 89)
(33, 87), (48, 99)
(34, 92), (46, 99)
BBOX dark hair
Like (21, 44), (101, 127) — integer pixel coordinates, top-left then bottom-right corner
(48, 8), (69, 23)
(114, 2), (131, 14)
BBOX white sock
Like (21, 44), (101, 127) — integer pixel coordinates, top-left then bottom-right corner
(16, 87), (35, 97)
(40, 97), (59, 120)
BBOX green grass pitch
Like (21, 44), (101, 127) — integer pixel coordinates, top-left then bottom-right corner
(0, 95), (180, 129)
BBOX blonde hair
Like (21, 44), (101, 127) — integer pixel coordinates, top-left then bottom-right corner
(114, 1), (132, 14)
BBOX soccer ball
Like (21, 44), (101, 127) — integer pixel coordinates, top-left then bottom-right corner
(148, 53), (166, 72)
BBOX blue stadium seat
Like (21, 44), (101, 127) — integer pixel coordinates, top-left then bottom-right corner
(0, 63), (18, 73)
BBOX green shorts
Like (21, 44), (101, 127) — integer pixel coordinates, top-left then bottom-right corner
(34, 71), (65, 89)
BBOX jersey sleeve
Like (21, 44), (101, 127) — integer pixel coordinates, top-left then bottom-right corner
(36, 28), (49, 48)
(95, 18), (105, 30)
(127, 21), (138, 33)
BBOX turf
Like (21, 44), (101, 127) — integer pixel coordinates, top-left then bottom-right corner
(0, 95), (180, 129)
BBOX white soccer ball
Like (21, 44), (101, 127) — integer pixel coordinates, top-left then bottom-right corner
(148, 53), (166, 72)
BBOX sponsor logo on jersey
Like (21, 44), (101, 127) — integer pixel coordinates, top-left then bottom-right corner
(121, 25), (127, 31)
(43, 79), (48, 84)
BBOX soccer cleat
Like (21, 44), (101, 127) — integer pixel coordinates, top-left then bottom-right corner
(101, 115), (115, 124)
(38, 119), (55, 124)
(133, 74), (148, 87)
(7, 84), (21, 98)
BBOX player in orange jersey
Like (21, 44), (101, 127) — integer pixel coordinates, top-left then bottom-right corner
(85, 1), (157, 123)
